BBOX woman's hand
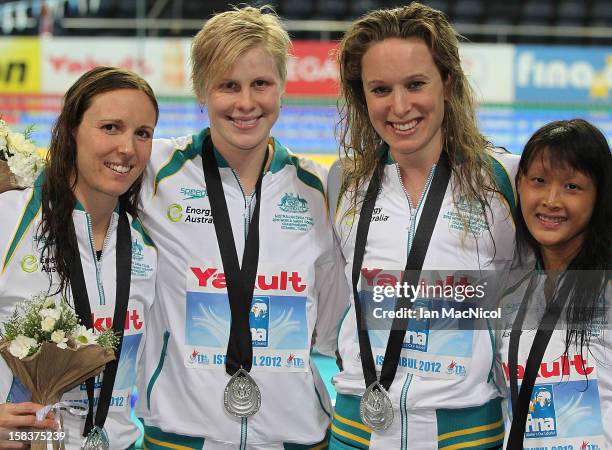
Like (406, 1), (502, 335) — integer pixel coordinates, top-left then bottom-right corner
(0, 402), (58, 449)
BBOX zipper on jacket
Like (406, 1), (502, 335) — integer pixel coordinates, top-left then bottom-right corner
(84, 211), (118, 306)
(394, 163), (437, 252)
(240, 417), (248, 450)
(231, 170), (257, 242)
(394, 163), (436, 450)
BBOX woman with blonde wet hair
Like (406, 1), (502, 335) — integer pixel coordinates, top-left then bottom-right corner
(135, 6), (347, 449)
(328, 3), (518, 449)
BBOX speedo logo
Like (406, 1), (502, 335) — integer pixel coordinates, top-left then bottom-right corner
(180, 186), (207, 200)
(190, 267), (307, 292)
(502, 354), (594, 381)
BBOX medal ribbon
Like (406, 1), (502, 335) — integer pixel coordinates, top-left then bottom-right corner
(507, 266), (573, 447)
(351, 150), (451, 393)
(201, 134), (269, 376)
(68, 204), (132, 437)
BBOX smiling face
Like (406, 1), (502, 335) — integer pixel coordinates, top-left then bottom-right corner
(361, 37), (448, 163)
(204, 46), (282, 158)
(518, 149), (597, 265)
(72, 88), (156, 208)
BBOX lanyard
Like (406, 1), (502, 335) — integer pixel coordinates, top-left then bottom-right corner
(68, 206), (132, 436)
(507, 267), (572, 448)
(351, 151), (450, 392)
(201, 135), (268, 376)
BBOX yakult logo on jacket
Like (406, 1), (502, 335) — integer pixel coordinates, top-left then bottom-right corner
(502, 355), (594, 381)
(190, 267), (307, 292)
(91, 309), (143, 332)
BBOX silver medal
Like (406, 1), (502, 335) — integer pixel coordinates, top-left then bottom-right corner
(360, 381), (393, 431)
(223, 368), (261, 417)
(81, 426), (109, 450)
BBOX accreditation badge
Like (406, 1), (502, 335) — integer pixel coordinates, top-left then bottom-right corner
(505, 344), (605, 449)
(182, 262), (311, 372)
(61, 302), (145, 412)
(359, 268), (486, 380)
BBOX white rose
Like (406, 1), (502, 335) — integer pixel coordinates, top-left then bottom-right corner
(42, 296), (56, 308)
(4, 131), (44, 187)
(0, 121), (9, 149)
(41, 316), (56, 332)
(73, 325), (97, 347)
(8, 152), (42, 188)
(8, 335), (38, 359)
(51, 330), (68, 349)
(51, 329), (65, 342)
(40, 307), (61, 321)
(7, 133), (36, 155)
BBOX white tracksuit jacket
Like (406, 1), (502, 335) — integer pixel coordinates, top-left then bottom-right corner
(328, 148), (519, 449)
(0, 180), (157, 449)
(135, 128), (349, 448)
(497, 270), (611, 450)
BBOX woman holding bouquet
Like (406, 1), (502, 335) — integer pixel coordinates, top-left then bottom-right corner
(134, 6), (347, 449)
(0, 67), (159, 449)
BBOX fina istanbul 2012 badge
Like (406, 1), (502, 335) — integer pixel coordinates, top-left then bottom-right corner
(360, 381), (394, 431)
(224, 368), (261, 417)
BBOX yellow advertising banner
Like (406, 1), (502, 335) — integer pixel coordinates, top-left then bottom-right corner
(0, 38), (41, 93)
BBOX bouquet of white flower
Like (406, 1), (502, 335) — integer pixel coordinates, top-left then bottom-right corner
(0, 118), (45, 190)
(0, 293), (117, 450)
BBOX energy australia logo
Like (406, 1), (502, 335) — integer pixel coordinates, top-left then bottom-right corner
(180, 186), (207, 200)
(402, 299), (430, 352)
(250, 296), (269, 348)
(525, 385), (557, 438)
(20, 255), (38, 273)
(167, 203), (183, 222)
(278, 193), (309, 213)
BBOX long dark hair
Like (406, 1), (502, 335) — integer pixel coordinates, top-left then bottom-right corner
(515, 118), (611, 352)
(38, 66), (159, 296)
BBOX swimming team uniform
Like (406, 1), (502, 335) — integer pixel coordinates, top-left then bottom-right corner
(0, 178), (157, 449)
(136, 128), (348, 449)
(329, 147), (518, 449)
(498, 270), (611, 449)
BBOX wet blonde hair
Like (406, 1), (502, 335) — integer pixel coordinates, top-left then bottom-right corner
(338, 2), (497, 218)
(191, 5), (291, 101)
